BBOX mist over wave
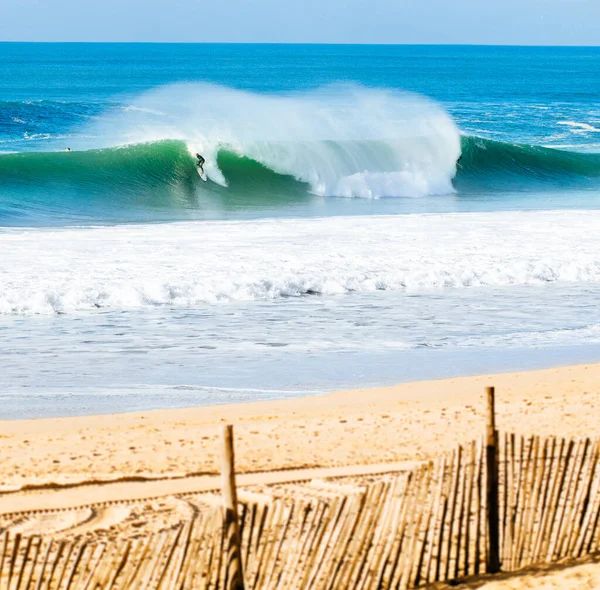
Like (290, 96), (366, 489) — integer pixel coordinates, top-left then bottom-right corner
(85, 83), (462, 199)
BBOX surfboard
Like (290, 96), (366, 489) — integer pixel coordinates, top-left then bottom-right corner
(197, 168), (207, 182)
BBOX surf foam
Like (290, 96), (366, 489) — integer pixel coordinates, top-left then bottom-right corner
(3, 210), (600, 315)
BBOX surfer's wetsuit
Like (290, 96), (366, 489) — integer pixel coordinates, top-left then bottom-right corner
(196, 154), (206, 174)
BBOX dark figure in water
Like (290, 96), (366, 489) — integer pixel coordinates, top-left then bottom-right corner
(195, 153), (205, 174)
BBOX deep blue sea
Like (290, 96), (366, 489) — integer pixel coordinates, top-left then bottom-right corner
(1, 44), (600, 418)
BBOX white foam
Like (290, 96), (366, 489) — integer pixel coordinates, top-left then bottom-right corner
(23, 132), (53, 140)
(84, 83), (461, 198)
(119, 105), (166, 116)
(3, 210), (600, 315)
(557, 121), (600, 133)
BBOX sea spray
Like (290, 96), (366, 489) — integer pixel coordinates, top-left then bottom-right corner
(85, 83), (462, 198)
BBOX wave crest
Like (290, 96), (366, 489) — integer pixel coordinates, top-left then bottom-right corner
(87, 83), (461, 198)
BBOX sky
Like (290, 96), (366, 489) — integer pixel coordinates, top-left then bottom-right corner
(0, 0), (598, 45)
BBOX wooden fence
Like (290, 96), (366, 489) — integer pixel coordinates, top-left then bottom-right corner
(1, 393), (600, 588)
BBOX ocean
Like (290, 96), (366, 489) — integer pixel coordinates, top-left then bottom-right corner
(1, 43), (600, 418)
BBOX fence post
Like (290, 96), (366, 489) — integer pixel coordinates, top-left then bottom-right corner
(221, 424), (245, 590)
(485, 386), (501, 573)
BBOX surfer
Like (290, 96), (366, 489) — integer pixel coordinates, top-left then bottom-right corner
(65, 147), (71, 152)
(195, 153), (205, 175)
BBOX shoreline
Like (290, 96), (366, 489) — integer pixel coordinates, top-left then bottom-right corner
(2, 361), (600, 492)
(5, 341), (600, 421)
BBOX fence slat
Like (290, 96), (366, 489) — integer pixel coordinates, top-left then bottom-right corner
(7, 532), (22, 590)
(13, 533), (32, 590)
(500, 431), (509, 565)
(53, 538), (77, 590)
(563, 439), (594, 556)
(389, 467), (424, 589)
(502, 432), (516, 570)
(363, 477), (404, 590)
(42, 539), (67, 590)
(513, 436), (536, 568)
(61, 541), (89, 590)
(33, 539), (54, 590)
(341, 483), (388, 590)
(405, 466), (434, 589)
(473, 438), (485, 575)
(323, 495), (365, 590)
(533, 437), (561, 562)
(265, 504), (296, 590)
(548, 438), (583, 560)
(424, 456), (447, 583)
(462, 440), (476, 577)
(573, 442), (600, 557)
(21, 535), (42, 590)
(524, 437), (549, 565)
(485, 387), (500, 574)
(576, 457), (600, 556)
(374, 474), (411, 590)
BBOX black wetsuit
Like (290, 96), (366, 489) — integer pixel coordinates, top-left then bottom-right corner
(196, 155), (206, 172)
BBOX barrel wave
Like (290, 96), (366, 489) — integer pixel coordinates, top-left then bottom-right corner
(1, 83), (600, 224)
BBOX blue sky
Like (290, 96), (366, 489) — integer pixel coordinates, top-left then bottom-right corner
(0, 0), (597, 45)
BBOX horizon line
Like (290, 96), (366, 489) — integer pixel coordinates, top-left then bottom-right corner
(1, 41), (599, 48)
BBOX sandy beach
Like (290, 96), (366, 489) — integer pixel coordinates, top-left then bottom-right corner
(1, 362), (600, 586)
(2, 362), (599, 492)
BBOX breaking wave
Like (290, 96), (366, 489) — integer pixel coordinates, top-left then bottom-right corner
(1, 84), (600, 223)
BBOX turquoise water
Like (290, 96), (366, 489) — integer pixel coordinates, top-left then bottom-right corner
(2, 44), (600, 224)
(2, 44), (600, 418)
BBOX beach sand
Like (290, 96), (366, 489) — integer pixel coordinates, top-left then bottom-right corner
(1, 362), (600, 587)
(435, 555), (600, 589)
(1, 362), (598, 491)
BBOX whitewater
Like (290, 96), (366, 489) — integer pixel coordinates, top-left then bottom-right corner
(2, 43), (600, 417)
(2, 210), (600, 315)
